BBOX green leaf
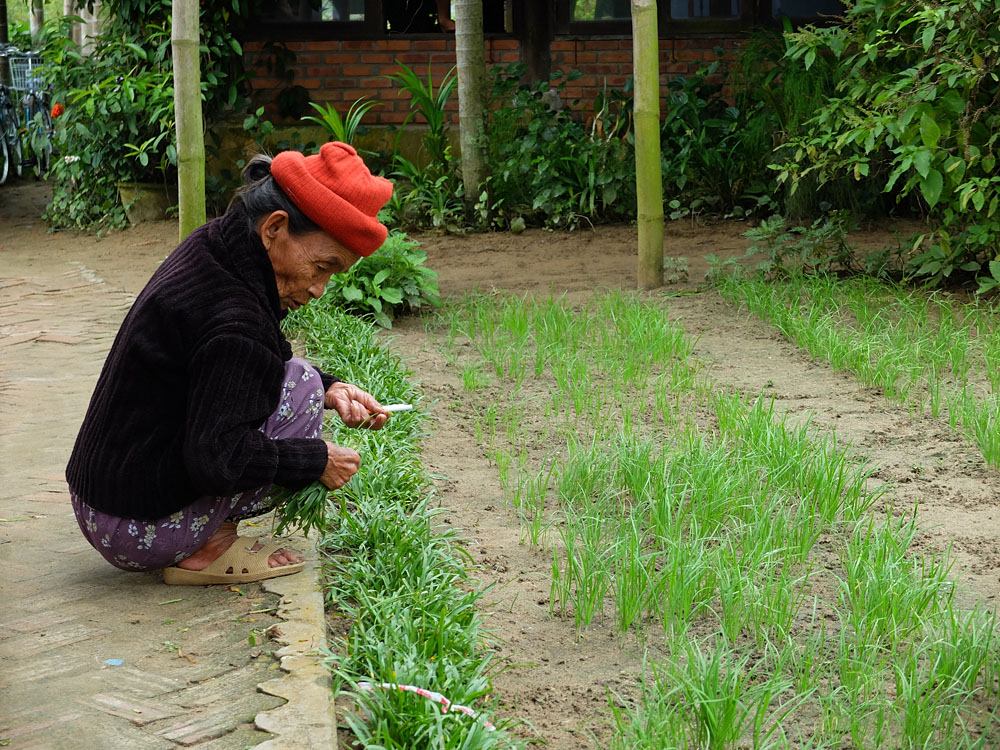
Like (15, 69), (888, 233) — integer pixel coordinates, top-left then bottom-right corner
(990, 260), (1000, 281)
(372, 269), (391, 286)
(919, 169), (943, 207)
(919, 113), (941, 149)
(917, 259), (942, 276)
(913, 149), (931, 178)
(342, 285), (364, 302)
(229, 38), (243, 56)
(921, 25), (935, 51)
(380, 287), (404, 305)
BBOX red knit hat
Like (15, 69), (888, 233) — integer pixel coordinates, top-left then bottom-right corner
(270, 142), (394, 257)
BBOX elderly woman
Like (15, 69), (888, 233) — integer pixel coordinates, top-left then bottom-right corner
(66, 143), (394, 585)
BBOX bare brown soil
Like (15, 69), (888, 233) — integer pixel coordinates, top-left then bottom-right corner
(393, 222), (1000, 747)
(5, 180), (997, 747)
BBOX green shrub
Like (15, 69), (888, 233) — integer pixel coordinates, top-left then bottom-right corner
(733, 23), (885, 221)
(322, 231), (440, 328)
(37, 1), (253, 230)
(661, 55), (757, 218)
(483, 64), (636, 230)
(778, 0), (1000, 287)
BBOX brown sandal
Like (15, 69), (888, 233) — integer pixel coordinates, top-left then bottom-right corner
(162, 539), (305, 585)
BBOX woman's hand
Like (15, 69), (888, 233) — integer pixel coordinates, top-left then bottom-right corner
(325, 382), (389, 430)
(320, 442), (361, 489)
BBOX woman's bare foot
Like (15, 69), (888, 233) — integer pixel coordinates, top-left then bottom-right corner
(176, 522), (305, 571)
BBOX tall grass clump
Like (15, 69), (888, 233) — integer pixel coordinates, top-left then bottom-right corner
(716, 273), (1000, 467)
(431, 287), (1000, 747)
(283, 302), (522, 748)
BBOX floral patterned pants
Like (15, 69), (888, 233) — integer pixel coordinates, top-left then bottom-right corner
(71, 358), (326, 572)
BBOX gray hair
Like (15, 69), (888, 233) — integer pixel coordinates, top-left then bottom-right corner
(233, 153), (322, 235)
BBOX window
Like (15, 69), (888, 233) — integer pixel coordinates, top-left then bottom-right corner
(255, 0), (367, 23)
(669, 0), (741, 20)
(570, 0), (631, 21)
(771, 0), (842, 20)
(557, 0), (842, 34)
(247, 0), (508, 38)
(248, 0), (380, 35)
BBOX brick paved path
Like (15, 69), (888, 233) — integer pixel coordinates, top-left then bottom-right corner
(0, 239), (288, 748)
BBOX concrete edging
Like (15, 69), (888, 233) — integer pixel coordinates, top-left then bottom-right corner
(253, 551), (338, 749)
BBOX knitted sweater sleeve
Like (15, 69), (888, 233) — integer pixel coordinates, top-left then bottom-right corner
(183, 332), (328, 495)
(319, 369), (341, 393)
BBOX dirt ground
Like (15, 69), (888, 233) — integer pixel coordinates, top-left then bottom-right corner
(393, 223), (1000, 746)
(5, 181), (998, 747)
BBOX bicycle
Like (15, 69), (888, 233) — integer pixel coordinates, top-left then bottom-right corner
(9, 52), (53, 178)
(0, 81), (23, 185)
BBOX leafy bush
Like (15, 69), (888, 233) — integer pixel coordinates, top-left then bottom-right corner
(37, 1), (253, 230)
(732, 24), (885, 221)
(661, 55), (758, 218)
(483, 64), (636, 230)
(778, 0), (1000, 287)
(707, 211), (908, 284)
(322, 231), (440, 328)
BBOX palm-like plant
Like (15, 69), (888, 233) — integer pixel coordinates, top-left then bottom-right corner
(386, 61), (458, 167)
(302, 97), (381, 149)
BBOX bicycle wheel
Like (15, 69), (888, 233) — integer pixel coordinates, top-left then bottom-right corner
(11, 128), (23, 178)
(4, 105), (23, 179)
(31, 109), (52, 178)
(0, 134), (8, 185)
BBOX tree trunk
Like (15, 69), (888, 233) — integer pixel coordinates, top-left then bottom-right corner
(631, 0), (663, 289)
(30, 0), (43, 46)
(454, 0), (488, 215)
(171, 0), (206, 240)
(0, 0), (10, 87)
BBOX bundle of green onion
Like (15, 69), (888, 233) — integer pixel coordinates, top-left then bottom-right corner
(269, 481), (332, 537)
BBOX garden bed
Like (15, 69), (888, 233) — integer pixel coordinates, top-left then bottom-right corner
(382, 221), (999, 748)
(8, 189), (994, 746)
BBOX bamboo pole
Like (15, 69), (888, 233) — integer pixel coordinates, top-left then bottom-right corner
(454, 0), (488, 215)
(171, 0), (206, 240)
(631, 0), (663, 289)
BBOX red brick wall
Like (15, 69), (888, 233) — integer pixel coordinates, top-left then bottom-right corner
(549, 37), (739, 101)
(244, 36), (738, 125)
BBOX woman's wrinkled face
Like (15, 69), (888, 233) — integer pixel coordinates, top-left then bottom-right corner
(258, 211), (361, 311)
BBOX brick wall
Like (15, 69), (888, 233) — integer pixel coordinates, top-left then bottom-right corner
(244, 36), (739, 125)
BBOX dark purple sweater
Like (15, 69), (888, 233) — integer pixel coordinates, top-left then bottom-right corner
(66, 205), (332, 520)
